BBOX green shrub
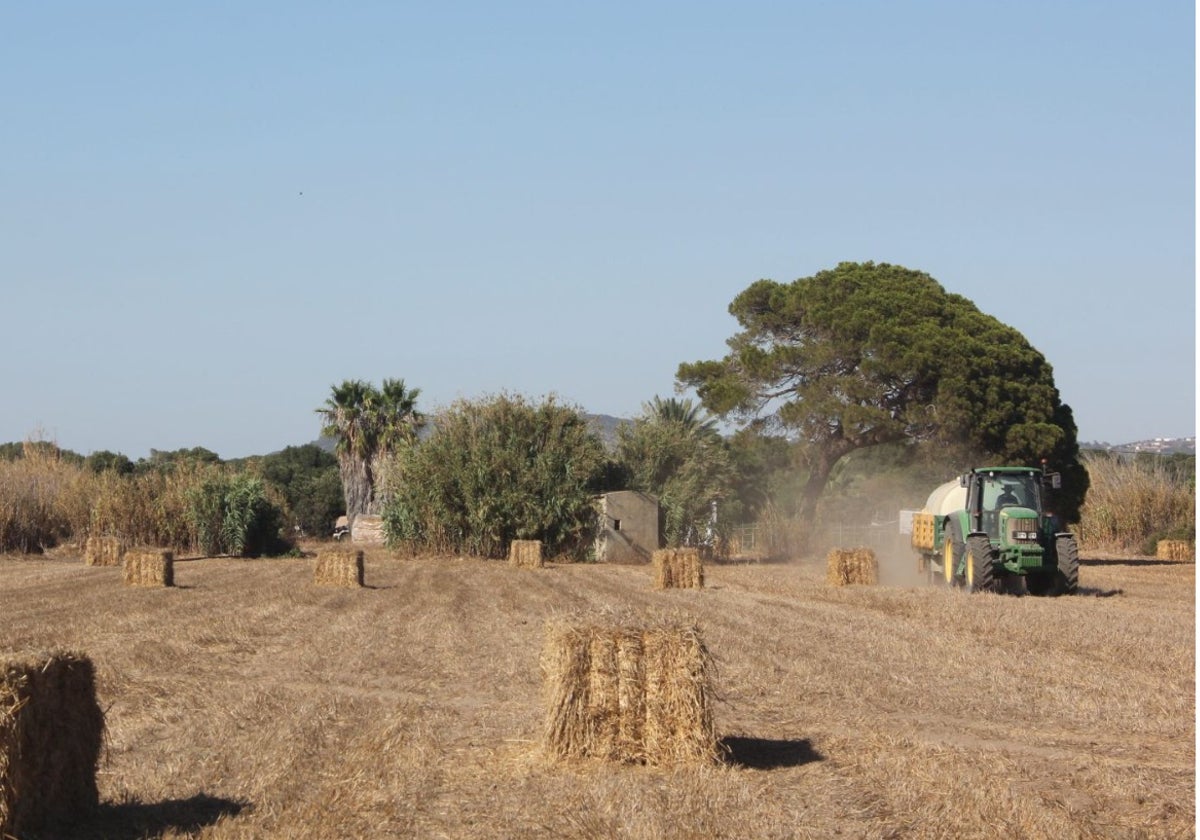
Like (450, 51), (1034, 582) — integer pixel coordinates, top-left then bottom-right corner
(383, 394), (606, 559)
(187, 474), (285, 557)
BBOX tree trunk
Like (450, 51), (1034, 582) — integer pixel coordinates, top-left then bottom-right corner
(338, 455), (373, 518)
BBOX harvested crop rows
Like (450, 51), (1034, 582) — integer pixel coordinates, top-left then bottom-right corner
(0, 550), (1193, 838)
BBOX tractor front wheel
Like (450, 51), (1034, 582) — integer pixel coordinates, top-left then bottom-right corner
(965, 535), (999, 593)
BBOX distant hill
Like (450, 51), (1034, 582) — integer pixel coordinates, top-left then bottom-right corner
(1082, 437), (1195, 456)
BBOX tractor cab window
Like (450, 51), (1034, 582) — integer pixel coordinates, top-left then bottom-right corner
(977, 473), (1041, 537)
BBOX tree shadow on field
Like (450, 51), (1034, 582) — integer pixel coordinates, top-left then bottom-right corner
(721, 736), (824, 770)
(1080, 557), (1186, 568)
(57, 793), (248, 839)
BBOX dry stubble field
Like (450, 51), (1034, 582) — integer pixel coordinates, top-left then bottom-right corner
(2, 547), (1194, 839)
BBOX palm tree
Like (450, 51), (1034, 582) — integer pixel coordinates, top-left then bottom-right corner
(317, 379), (424, 519)
(644, 396), (720, 437)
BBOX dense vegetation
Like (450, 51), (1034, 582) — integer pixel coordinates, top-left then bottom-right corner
(0, 263), (1190, 559)
(678, 261), (1088, 524)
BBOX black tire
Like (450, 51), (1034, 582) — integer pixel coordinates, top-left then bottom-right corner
(1052, 535), (1080, 596)
(942, 521), (964, 587)
(965, 534), (999, 593)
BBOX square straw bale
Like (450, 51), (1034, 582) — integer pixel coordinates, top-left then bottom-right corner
(826, 547), (877, 586)
(122, 550), (174, 587)
(314, 549), (365, 587)
(509, 540), (544, 569)
(1156, 540), (1194, 562)
(83, 535), (125, 567)
(0, 651), (105, 838)
(541, 617), (719, 766)
(652, 548), (704, 590)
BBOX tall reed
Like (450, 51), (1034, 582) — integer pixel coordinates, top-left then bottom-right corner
(1077, 452), (1195, 553)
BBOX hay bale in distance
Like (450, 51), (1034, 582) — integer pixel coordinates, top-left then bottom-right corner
(1156, 540), (1194, 562)
(826, 547), (878, 586)
(509, 540), (544, 569)
(541, 618), (719, 766)
(651, 548), (704, 590)
(83, 535), (124, 567)
(314, 549), (365, 588)
(122, 550), (174, 587)
(0, 651), (105, 838)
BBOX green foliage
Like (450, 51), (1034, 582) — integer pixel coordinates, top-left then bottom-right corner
(84, 450), (135, 475)
(678, 261), (1088, 523)
(615, 397), (734, 546)
(383, 394), (607, 559)
(186, 473), (285, 557)
(253, 444), (343, 536)
(316, 378), (424, 516)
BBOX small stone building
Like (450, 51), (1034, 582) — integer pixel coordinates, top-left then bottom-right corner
(595, 491), (659, 563)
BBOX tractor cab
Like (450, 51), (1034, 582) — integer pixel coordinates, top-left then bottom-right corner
(964, 469), (1042, 539)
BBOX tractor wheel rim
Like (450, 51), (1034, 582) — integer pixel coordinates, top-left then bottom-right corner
(944, 541), (954, 584)
(967, 553), (975, 587)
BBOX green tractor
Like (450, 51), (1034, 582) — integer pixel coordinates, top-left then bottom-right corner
(911, 466), (1079, 595)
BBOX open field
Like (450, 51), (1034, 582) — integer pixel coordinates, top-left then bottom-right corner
(1, 548), (1193, 839)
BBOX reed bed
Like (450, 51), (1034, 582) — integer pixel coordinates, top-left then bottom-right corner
(0, 650), (105, 838)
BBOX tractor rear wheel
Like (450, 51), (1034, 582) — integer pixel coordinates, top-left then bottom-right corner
(942, 522), (963, 587)
(1052, 535), (1080, 596)
(965, 535), (999, 593)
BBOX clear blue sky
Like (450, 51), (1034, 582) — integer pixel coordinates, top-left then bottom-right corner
(2, 2), (1193, 458)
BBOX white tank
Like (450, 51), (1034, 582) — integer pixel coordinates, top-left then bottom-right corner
(924, 479), (966, 516)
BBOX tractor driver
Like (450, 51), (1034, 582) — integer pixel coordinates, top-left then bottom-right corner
(996, 485), (1020, 509)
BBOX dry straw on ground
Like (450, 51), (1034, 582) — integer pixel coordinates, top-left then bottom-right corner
(508, 540), (544, 569)
(0, 650), (105, 838)
(541, 616), (720, 766)
(314, 549), (365, 587)
(83, 535), (124, 567)
(1156, 540), (1194, 562)
(826, 547), (878, 586)
(651, 548), (704, 590)
(122, 550), (174, 587)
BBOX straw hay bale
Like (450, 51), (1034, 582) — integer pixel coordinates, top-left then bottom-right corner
(0, 650), (105, 838)
(651, 548), (704, 590)
(509, 540), (544, 569)
(541, 618), (719, 766)
(350, 514), (386, 545)
(314, 549), (365, 587)
(122, 550), (174, 587)
(83, 535), (124, 567)
(1155, 540), (1194, 562)
(826, 547), (878, 586)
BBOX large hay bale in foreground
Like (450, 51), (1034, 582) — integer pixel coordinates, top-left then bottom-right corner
(542, 618), (719, 766)
(0, 651), (105, 838)
(1156, 540), (1194, 562)
(83, 535), (124, 567)
(314, 549), (365, 587)
(651, 548), (704, 590)
(122, 550), (174, 587)
(509, 540), (544, 569)
(826, 547), (878, 586)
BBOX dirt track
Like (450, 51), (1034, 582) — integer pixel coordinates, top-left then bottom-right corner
(1, 549), (1193, 838)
